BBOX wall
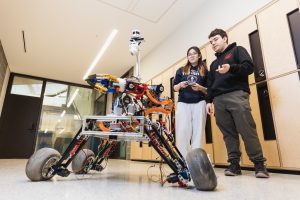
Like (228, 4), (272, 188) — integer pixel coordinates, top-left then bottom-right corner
(0, 68), (9, 117)
(140, 0), (274, 82)
(0, 40), (9, 117)
(136, 0), (300, 170)
(255, 0), (300, 169)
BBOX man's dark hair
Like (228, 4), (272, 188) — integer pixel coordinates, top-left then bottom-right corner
(208, 28), (228, 39)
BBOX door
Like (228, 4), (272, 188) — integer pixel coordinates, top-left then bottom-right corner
(0, 75), (43, 158)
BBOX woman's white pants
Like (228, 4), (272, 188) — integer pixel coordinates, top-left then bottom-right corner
(175, 101), (207, 159)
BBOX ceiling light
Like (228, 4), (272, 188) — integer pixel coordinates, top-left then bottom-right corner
(60, 110), (66, 118)
(73, 114), (81, 120)
(83, 29), (118, 80)
(67, 88), (79, 107)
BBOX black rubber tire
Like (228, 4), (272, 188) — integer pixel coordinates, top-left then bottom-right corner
(25, 148), (61, 181)
(186, 148), (217, 191)
(72, 149), (95, 174)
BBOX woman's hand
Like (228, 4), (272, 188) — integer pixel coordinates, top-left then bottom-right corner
(206, 103), (213, 115)
(192, 83), (207, 94)
(180, 81), (188, 89)
(174, 81), (188, 92)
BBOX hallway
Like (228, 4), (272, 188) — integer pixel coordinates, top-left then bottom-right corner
(1, 159), (299, 200)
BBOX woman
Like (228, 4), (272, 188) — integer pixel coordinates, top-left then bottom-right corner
(173, 46), (208, 158)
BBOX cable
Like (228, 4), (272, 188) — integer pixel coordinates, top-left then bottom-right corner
(147, 164), (160, 183)
(146, 156), (174, 185)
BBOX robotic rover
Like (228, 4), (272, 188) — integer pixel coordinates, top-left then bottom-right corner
(25, 30), (217, 191)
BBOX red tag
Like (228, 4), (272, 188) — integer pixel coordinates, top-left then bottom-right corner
(224, 53), (232, 60)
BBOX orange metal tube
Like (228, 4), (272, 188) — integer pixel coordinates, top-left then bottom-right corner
(145, 90), (173, 106)
(98, 121), (110, 132)
(144, 107), (171, 116)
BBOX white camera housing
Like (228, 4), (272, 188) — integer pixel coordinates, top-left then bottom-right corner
(129, 29), (144, 56)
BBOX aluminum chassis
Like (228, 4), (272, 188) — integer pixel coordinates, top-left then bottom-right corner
(47, 115), (191, 185)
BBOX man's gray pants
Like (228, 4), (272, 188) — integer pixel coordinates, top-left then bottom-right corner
(213, 90), (265, 163)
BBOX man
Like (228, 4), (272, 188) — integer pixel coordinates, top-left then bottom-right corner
(206, 28), (269, 178)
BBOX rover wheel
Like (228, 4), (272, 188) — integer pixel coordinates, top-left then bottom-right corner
(25, 148), (61, 181)
(72, 149), (95, 174)
(186, 148), (217, 191)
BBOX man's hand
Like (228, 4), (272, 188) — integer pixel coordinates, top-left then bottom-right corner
(206, 103), (213, 115)
(216, 64), (230, 74)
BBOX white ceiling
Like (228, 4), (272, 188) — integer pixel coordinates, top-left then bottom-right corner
(0, 0), (206, 85)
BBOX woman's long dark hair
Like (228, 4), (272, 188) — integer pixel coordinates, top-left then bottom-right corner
(183, 46), (207, 77)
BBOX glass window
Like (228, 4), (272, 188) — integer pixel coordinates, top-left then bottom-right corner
(69, 86), (94, 117)
(10, 76), (43, 97)
(36, 81), (95, 153)
(43, 82), (68, 107)
(94, 94), (106, 115)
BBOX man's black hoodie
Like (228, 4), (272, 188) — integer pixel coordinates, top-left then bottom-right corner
(206, 42), (254, 103)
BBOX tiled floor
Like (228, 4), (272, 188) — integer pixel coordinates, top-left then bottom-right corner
(0, 159), (300, 200)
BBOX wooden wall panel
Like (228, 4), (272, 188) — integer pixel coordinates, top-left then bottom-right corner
(130, 142), (143, 160)
(257, 0), (298, 77)
(141, 143), (152, 160)
(162, 67), (174, 98)
(257, 0), (300, 169)
(248, 85), (280, 167)
(151, 75), (162, 85)
(172, 58), (186, 103)
(151, 147), (161, 161)
(205, 44), (216, 71)
(200, 47), (207, 61)
(202, 142), (214, 164)
(268, 74), (300, 168)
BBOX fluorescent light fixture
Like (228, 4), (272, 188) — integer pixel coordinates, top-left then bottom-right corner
(73, 114), (82, 120)
(60, 110), (66, 118)
(59, 128), (65, 134)
(67, 88), (79, 107)
(44, 129), (48, 134)
(83, 29), (118, 80)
